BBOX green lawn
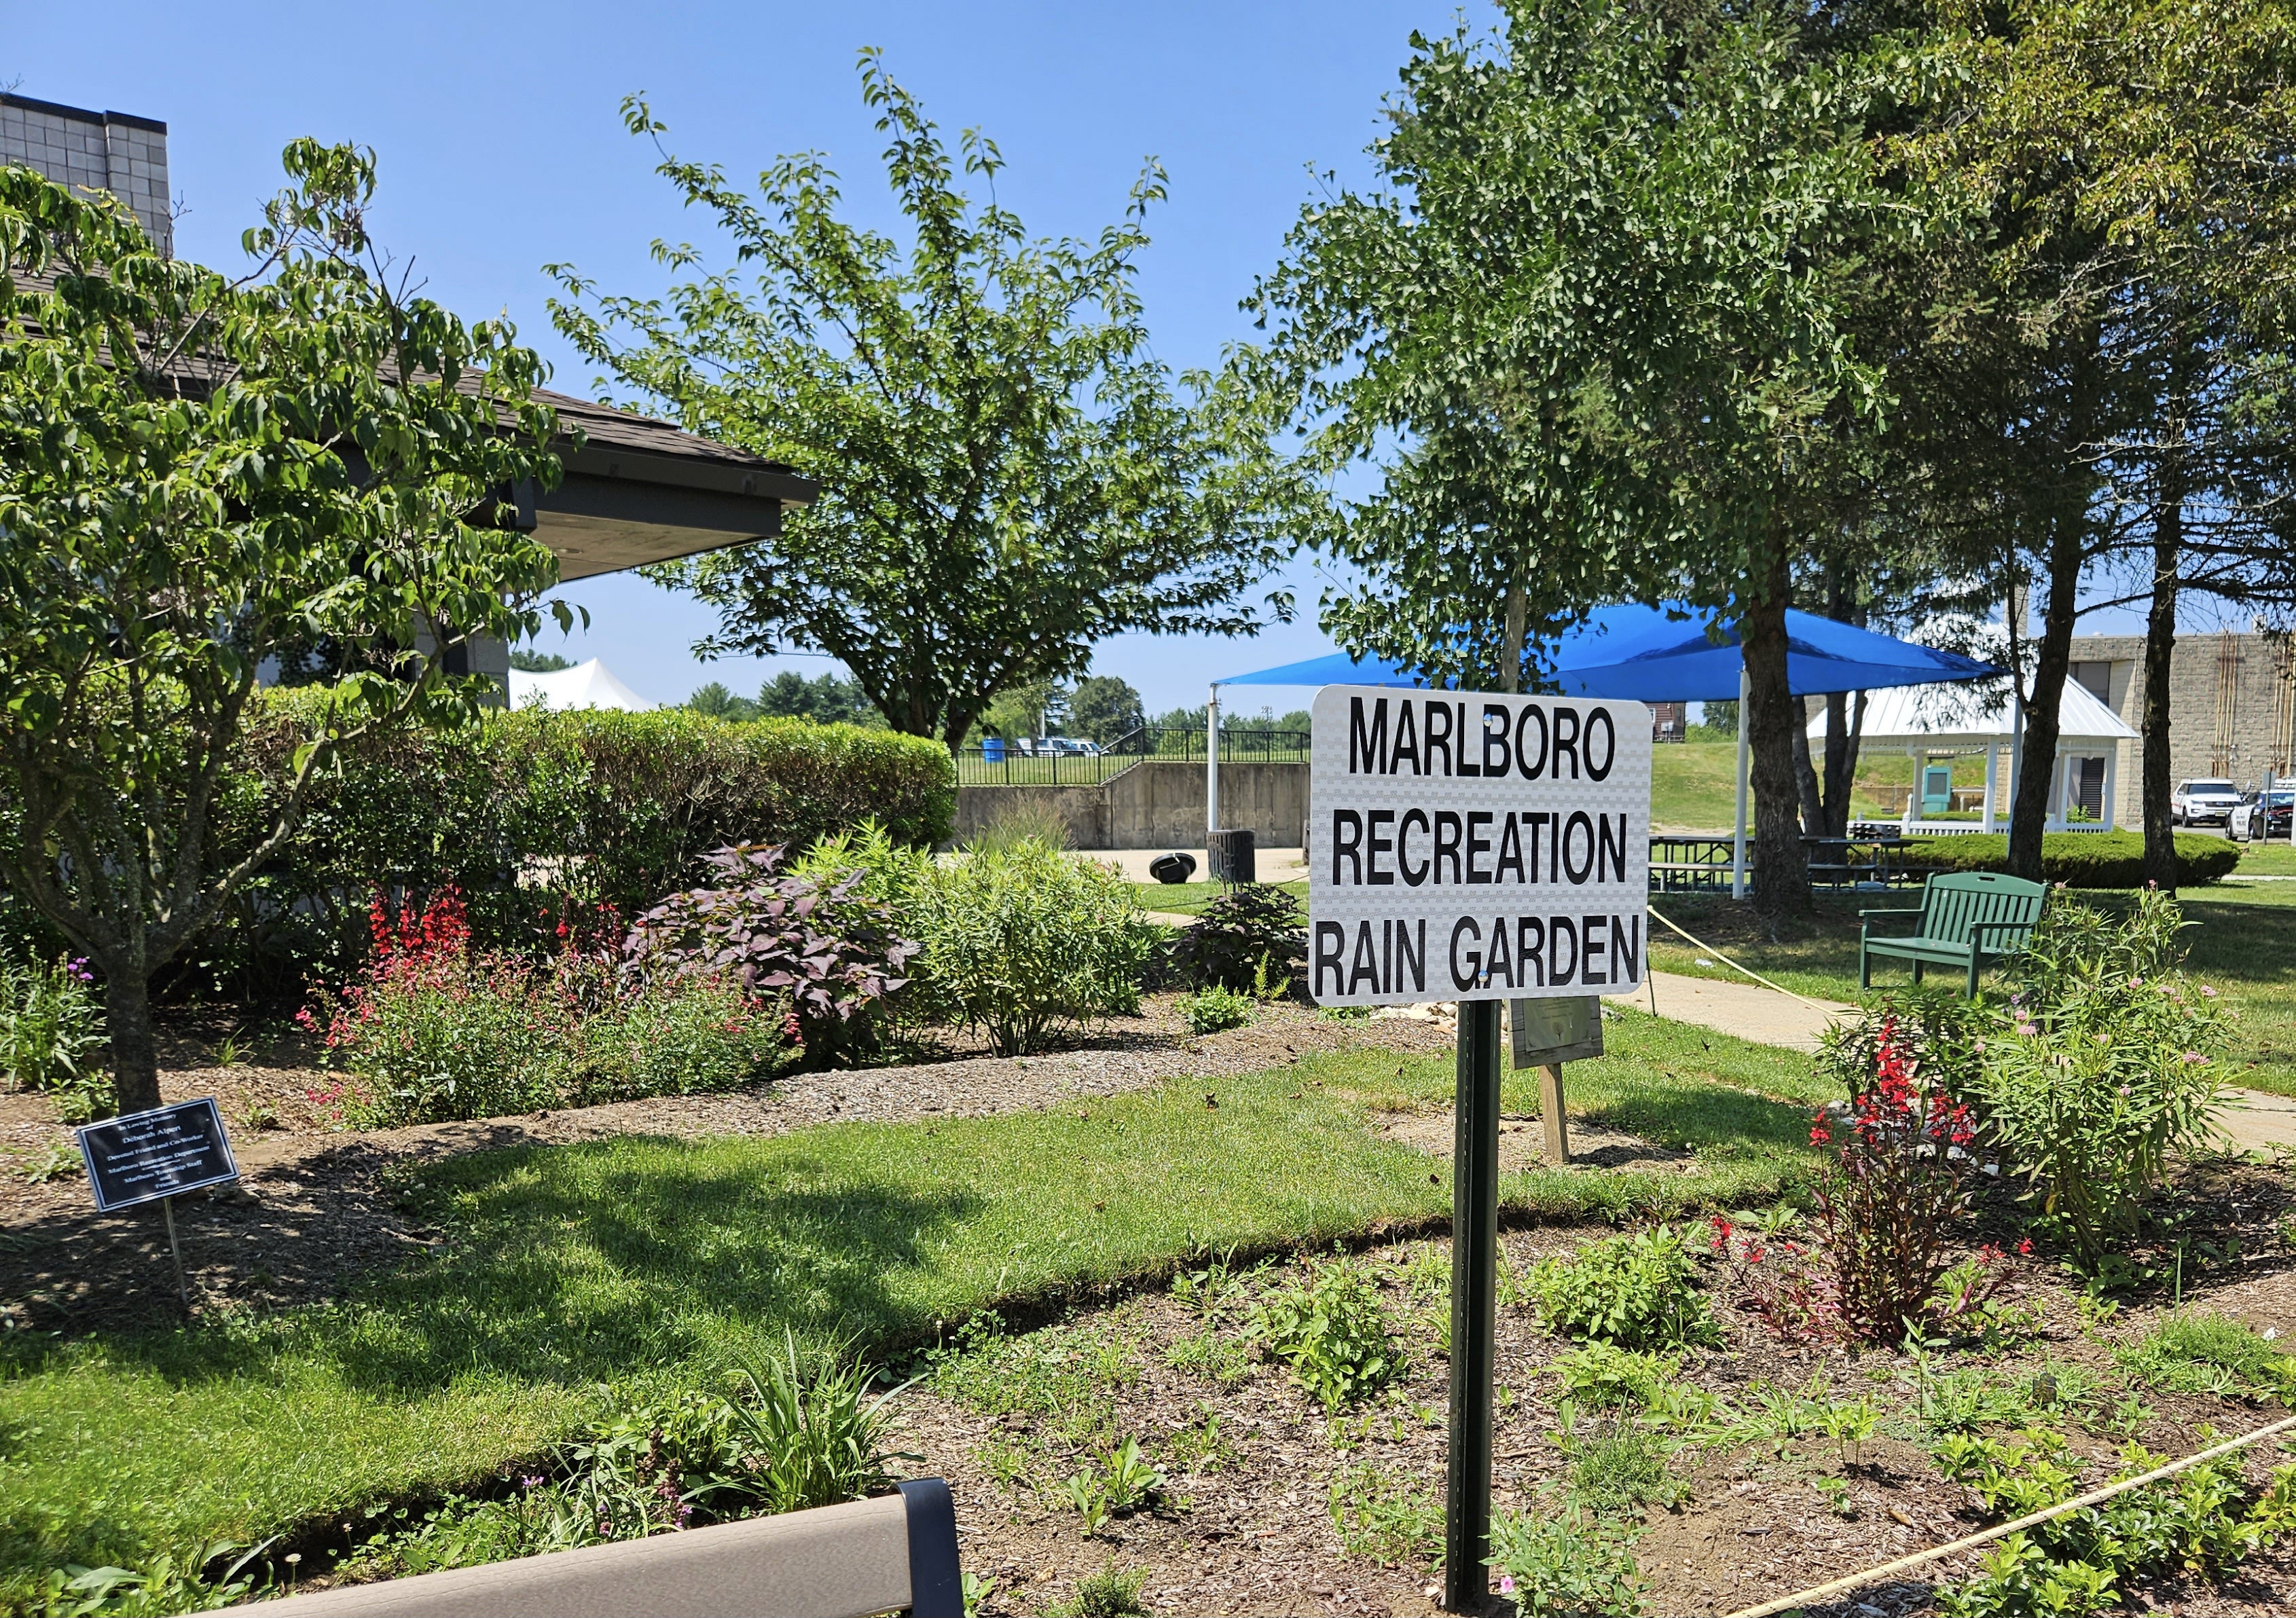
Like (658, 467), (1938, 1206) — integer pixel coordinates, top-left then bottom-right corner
(0, 1018), (1821, 1596)
(1644, 885), (2296, 1097)
(1129, 878), (1309, 917)
(1650, 743), (1912, 830)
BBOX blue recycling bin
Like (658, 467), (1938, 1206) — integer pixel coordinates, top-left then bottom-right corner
(982, 737), (1005, 763)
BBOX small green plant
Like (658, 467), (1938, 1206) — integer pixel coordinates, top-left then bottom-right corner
(974, 1436), (1029, 1493)
(1317, 1004), (1371, 1021)
(1169, 1253), (1245, 1317)
(1821, 1392), (1882, 1468)
(1048, 1564), (1149, 1618)
(14, 1137), (83, 1184)
(1061, 1437), (1164, 1534)
(1487, 1504), (1644, 1617)
(1250, 1255), (1401, 1410)
(1567, 1427), (1687, 1513)
(1525, 1226), (1718, 1349)
(1165, 1406), (1235, 1474)
(1177, 984), (1254, 1035)
(1813, 1473), (1854, 1517)
(1164, 1325), (1252, 1385)
(0, 952), (109, 1118)
(2114, 1310), (2294, 1399)
(961, 1568), (998, 1618)
(723, 1331), (911, 1514)
(1328, 1458), (1442, 1564)
(1548, 1343), (1681, 1412)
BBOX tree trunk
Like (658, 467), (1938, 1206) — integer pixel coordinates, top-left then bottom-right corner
(1820, 691), (1865, 838)
(2141, 500), (2182, 891)
(1741, 547), (1808, 919)
(2009, 517), (2085, 881)
(105, 968), (163, 1118)
(1791, 697), (1823, 834)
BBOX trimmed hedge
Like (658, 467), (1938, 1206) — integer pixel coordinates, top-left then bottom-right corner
(1893, 830), (2238, 888)
(202, 698), (955, 990)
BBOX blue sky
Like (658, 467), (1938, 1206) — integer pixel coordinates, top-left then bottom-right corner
(13, 1), (2177, 719)
(7, 0), (1458, 714)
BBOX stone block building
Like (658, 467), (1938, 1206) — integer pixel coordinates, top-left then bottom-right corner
(2065, 631), (2296, 824)
(1, 92), (174, 255)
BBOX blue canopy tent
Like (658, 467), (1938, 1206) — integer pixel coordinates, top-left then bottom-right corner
(1207, 603), (2003, 895)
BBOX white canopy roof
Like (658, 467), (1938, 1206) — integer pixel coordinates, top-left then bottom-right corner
(508, 658), (657, 713)
(1811, 679), (2136, 749)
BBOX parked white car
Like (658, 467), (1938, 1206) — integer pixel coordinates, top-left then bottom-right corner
(2171, 779), (2242, 828)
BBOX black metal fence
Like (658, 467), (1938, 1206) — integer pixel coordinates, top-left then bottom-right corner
(952, 727), (1310, 786)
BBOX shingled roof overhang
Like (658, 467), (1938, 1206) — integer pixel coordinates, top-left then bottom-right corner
(523, 389), (816, 584)
(2, 267), (816, 584)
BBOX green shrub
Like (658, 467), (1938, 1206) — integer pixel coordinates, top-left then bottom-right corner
(0, 952), (109, 1122)
(1487, 1505), (1644, 1617)
(1178, 985), (1254, 1035)
(1250, 1255), (1401, 1410)
(1975, 898), (2230, 1268)
(1170, 883), (1305, 991)
(908, 840), (1151, 1055)
(310, 889), (790, 1128)
(1567, 1427), (1685, 1513)
(206, 699), (955, 992)
(1894, 830), (2238, 887)
(1525, 1226), (1719, 1349)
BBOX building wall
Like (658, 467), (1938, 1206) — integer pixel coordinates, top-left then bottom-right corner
(953, 760), (1310, 850)
(2066, 631), (2296, 824)
(0, 94), (172, 255)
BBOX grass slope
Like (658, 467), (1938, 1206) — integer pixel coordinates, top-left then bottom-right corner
(0, 1018), (1820, 1591)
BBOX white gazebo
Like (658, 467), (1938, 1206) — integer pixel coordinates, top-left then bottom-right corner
(1817, 680), (2137, 834)
(507, 658), (657, 713)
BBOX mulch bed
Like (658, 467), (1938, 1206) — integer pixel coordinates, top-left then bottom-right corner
(890, 1221), (2296, 1618)
(0, 996), (1454, 1334)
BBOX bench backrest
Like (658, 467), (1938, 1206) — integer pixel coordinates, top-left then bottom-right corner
(1916, 870), (2047, 946)
(244, 1477), (962, 1618)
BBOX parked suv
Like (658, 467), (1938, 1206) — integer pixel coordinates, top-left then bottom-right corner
(2171, 779), (2242, 828)
(2233, 788), (2293, 841)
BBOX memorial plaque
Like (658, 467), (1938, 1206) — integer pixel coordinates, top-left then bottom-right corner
(77, 1098), (240, 1212)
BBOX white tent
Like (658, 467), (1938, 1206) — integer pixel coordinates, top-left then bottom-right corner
(1812, 680), (2137, 833)
(508, 658), (657, 713)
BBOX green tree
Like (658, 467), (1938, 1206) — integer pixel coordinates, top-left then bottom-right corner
(1891, 0), (2296, 886)
(510, 649), (577, 673)
(1253, 0), (1926, 915)
(756, 670), (879, 727)
(1067, 674), (1146, 744)
(547, 52), (1312, 745)
(0, 146), (566, 1114)
(685, 680), (759, 721)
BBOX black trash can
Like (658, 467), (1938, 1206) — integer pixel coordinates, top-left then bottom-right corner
(1207, 828), (1256, 885)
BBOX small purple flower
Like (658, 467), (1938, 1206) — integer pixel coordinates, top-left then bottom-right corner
(1499, 1575), (1518, 1596)
(2182, 1052), (2208, 1064)
(520, 1475), (543, 1490)
(2200, 984), (2219, 999)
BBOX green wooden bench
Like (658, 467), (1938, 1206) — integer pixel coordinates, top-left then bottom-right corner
(1859, 870), (2047, 997)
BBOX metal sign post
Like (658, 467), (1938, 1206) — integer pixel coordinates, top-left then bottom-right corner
(1306, 684), (1652, 1611)
(76, 1097), (240, 1312)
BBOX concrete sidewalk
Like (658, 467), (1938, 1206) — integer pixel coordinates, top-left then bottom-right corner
(1606, 970), (1857, 1054)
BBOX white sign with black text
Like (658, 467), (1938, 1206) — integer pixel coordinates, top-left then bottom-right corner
(1308, 686), (1652, 1008)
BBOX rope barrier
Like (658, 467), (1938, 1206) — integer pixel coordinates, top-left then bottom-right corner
(1643, 904), (1836, 1014)
(1721, 1414), (2296, 1618)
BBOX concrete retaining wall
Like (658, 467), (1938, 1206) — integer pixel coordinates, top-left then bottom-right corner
(953, 760), (1307, 850)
